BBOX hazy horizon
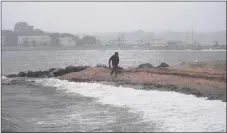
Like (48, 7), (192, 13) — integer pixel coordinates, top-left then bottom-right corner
(2, 2), (226, 34)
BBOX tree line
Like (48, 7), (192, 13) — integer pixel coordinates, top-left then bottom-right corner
(2, 22), (101, 47)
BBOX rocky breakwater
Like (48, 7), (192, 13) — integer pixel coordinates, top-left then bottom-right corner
(6, 65), (89, 78)
(59, 61), (226, 102)
(5, 61), (226, 102)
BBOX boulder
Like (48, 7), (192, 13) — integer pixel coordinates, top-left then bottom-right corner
(48, 68), (56, 73)
(138, 63), (154, 68)
(65, 65), (88, 73)
(44, 70), (54, 78)
(35, 71), (47, 78)
(52, 66), (89, 77)
(35, 71), (44, 76)
(14, 66), (88, 78)
(26, 71), (37, 77)
(52, 68), (66, 77)
(157, 62), (169, 68)
(75, 66), (89, 71)
(6, 74), (18, 78)
(18, 72), (26, 77)
(65, 66), (78, 72)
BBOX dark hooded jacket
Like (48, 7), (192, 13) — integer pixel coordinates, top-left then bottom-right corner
(109, 52), (119, 67)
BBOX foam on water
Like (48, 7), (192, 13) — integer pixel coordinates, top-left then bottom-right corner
(29, 78), (226, 132)
(1, 76), (12, 84)
(2, 76), (9, 80)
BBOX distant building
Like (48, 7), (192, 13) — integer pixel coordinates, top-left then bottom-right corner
(59, 37), (76, 47)
(96, 39), (102, 46)
(176, 41), (200, 46)
(151, 39), (168, 46)
(177, 42), (190, 46)
(167, 40), (184, 46)
(102, 40), (118, 46)
(2, 30), (18, 46)
(18, 36), (51, 46)
(123, 40), (134, 46)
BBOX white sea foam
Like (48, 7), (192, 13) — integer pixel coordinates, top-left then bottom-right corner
(1, 76), (12, 84)
(31, 78), (226, 132)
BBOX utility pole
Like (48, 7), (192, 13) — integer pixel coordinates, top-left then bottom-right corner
(117, 33), (120, 48)
(185, 29), (188, 43)
(122, 32), (124, 47)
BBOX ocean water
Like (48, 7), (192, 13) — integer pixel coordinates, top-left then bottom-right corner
(1, 50), (226, 132)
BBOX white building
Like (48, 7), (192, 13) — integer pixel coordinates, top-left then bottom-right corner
(59, 37), (76, 47)
(151, 40), (168, 46)
(18, 36), (51, 46)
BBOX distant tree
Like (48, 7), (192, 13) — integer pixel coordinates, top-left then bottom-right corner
(96, 39), (102, 46)
(76, 38), (84, 46)
(82, 35), (96, 45)
(14, 22), (34, 33)
(50, 33), (60, 46)
(2, 30), (18, 46)
(14, 22), (46, 36)
(14, 22), (28, 32)
(34, 28), (45, 35)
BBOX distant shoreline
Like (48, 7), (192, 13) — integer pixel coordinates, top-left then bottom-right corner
(2, 46), (226, 51)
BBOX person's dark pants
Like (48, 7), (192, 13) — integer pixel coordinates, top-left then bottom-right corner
(111, 65), (118, 76)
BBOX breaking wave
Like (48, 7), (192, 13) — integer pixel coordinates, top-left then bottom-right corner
(26, 78), (226, 132)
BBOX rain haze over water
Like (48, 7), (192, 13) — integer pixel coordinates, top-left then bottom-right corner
(1, 2), (226, 132)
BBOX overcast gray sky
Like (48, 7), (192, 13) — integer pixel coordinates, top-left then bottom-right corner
(2, 2), (226, 34)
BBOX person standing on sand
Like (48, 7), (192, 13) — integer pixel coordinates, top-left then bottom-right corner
(108, 52), (119, 76)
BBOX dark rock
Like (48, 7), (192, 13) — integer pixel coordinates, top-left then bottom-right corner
(155, 84), (162, 88)
(191, 90), (202, 96)
(35, 71), (47, 78)
(43, 71), (49, 75)
(37, 74), (46, 78)
(181, 87), (192, 92)
(35, 71), (44, 76)
(18, 72), (26, 77)
(44, 70), (54, 78)
(6, 74), (18, 78)
(65, 65), (88, 73)
(157, 62), (169, 68)
(17, 70), (46, 78)
(14, 66), (88, 78)
(96, 64), (108, 68)
(138, 63), (154, 68)
(53, 68), (66, 77)
(168, 85), (177, 90)
(26, 71), (37, 77)
(48, 68), (56, 73)
(65, 65), (78, 72)
(53, 66), (88, 77)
